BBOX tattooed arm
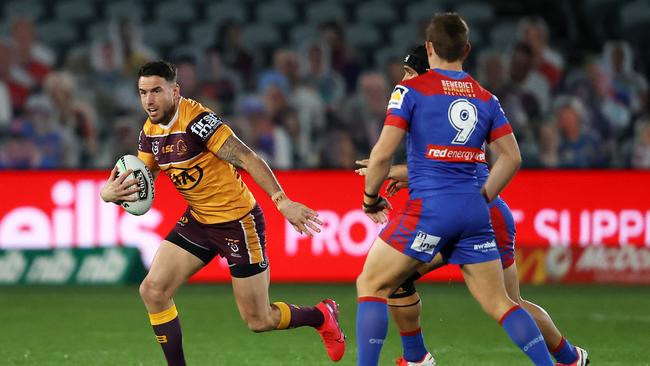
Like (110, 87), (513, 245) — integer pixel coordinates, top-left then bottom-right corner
(216, 135), (322, 236)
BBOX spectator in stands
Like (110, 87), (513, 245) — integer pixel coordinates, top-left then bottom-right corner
(505, 42), (551, 117)
(263, 82), (300, 168)
(603, 40), (648, 117)
(175, 56), (200, 100)
(235, 96), (292, 169)
(319, 22), (362, 92)
(477, 51), (508, 96)
(109, 17), (157, 77)
(299, 42), (345, 108)
(552, 96), (605, 168)
(199, 47), (243, 116)
(0, 37), (31, 117)
(341, 72), (388, 156)
(9, 16), (54, 87)
(518, 16), (564, 88)
(537, 122), (560, 168)
(0, 132), (41, 169)
(630, 118), (650, 168)
(319, 129), (356, 169)
(386, 57), (406, 88)
(214, 21), (255, 90)
(96, 114), (140, 168)
(0, 39), (14, 128)
(12, 95), (64, 168)
(486, 47), (539, 165)
(43, 71), (97, 168)
(90, 35), (141, 120)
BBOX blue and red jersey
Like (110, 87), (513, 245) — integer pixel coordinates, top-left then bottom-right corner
(385, 69), (512, 197)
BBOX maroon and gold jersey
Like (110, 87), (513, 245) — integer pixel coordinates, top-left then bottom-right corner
(138, 97), (256, 224)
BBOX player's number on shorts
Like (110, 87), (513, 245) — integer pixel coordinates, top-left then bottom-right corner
(448, 99), (478, 144)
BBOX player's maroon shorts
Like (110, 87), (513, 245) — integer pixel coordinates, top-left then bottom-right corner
(166, 205), (267, 266)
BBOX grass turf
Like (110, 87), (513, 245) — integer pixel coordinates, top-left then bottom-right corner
(0, 284), (648, 365)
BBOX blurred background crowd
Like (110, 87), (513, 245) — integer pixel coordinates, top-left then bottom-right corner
(0, 0), (649, 170)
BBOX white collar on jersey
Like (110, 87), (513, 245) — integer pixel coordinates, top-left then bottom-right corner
(158, 97), (182, 130)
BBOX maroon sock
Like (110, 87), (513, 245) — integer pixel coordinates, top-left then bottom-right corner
(273, 302), (325, 329)
(149, 306), (186, 366)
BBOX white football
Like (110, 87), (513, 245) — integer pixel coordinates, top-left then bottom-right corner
(114, 154), (155, 216)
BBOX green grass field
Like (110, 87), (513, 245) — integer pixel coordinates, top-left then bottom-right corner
(1, 284), (648, 365)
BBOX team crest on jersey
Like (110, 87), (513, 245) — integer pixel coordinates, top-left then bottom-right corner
(176, 139), (188, 156)
(151, 140), (160, 155)
(387, 85), (409, 110)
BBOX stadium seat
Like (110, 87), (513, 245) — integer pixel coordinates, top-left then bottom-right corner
(488, 21), (519, 52)
(374, 45), (409, 70)
(37, 21), (78, 47)
(188, 22), (220, 48)
(620, 0), (650, 29)
(391, 24), (422, 45)
(306, 2), (346, 24)
(290, 23), (319, 46)
(257, 1), (298, 26)
(242, 23), (281, 49)
(106, 1), (143, 22)
(155, 1), (197, 23)
(346, 24), (380, 49)
(206, 2), (246, 24)
(454, 2), (495, 26)
(4, 0), (45, 20)
(142, 22), (180, 49)
(405, 1), (443, 25)
(356, 1), (397, 25)
(54, 0), (96, 23)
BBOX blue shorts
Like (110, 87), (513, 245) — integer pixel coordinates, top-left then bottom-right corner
(489, 197), (516, 269)
(380, 193), (499, 265)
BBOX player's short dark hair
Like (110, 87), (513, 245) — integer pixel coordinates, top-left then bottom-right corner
(138, 60), (177, 83)
(425, 12), (470, 62)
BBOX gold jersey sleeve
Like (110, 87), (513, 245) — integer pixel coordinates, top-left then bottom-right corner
(138, 98), (256, 224)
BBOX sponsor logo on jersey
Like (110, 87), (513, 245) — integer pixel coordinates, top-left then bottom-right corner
(425, 145), (486, 163)
(164, 165), (204, 190)
(190, 113), (223, 141)
(410, 231), (441, 254)
(441, 79), (476, 97)
(474, 240), (497, 252)
(178, 216), (189, 225)
(387, 85), (409, 110)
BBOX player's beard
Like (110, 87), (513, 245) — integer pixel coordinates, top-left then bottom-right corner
(150, 103), (176, 125)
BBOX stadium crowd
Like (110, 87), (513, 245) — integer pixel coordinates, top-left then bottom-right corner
(0, 1), (648, 170)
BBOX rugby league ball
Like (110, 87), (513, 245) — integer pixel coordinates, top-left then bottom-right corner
(115, 154), (155, 216)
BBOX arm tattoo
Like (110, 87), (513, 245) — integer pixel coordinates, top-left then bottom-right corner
(216, 135), (252, 168)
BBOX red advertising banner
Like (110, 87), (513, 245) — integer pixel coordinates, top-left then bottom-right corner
(0, 170), (649, 283)
(516, 245), (650, 285)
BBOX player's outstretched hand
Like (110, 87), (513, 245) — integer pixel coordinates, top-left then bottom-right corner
(100, 166), (141, 203)
(354, 159), (369, 176)
(278, 200), (323, 237)
(386, 179), (408, 197)
(363, 196), (392, 224)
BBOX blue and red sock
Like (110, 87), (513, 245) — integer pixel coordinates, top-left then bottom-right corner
(500, 306), (555, 366)
(356, 297), (388, 366)
(400, 328), (428, 362)
(551, 336), (578, 364)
